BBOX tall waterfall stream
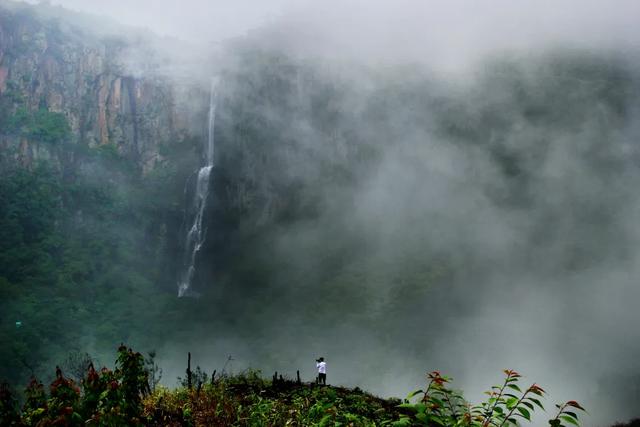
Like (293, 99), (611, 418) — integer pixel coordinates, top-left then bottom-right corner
(178, 79), (217, 297)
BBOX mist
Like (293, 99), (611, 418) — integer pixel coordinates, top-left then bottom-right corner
(5, 1), (640, 425)
(31, 0), (640, 68)
(187, 46), (639, 425)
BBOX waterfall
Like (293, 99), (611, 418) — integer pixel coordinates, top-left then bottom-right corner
(178, 78), (218, 297)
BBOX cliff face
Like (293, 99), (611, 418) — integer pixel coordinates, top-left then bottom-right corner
(0, 3), (197, 173)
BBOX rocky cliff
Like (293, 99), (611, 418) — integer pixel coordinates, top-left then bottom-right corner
(0, 1), (202, 173)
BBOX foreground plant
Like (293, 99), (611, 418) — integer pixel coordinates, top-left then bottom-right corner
(394, 370), (586, 427)
(549, 400), (587, 427)
(0, 346), (150, 427)
(0, 347), (592, 427)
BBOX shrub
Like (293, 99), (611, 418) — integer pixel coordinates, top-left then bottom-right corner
(0, 346), (153, 426)
(47, 367), (82, 426)
(27, 109), (71, 144)
(0, 382), (21, 426)
(115, 344), (149, 421)
(2, 107), (70, 144)
(394, 370), (586, 427)
(22, 377), (47, 425)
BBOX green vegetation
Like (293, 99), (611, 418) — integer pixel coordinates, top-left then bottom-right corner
(26, 109), (71, 145)
(144, 376), (401, 426)
(0, 133), (198, 387)
(0, 346), (590, 426)
(0, 76), (70, 146)
(3, 107), (70, 145)
(395, 370), (585, 427)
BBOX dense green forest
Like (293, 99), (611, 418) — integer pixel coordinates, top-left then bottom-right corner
(0, 108), (203, 386)
(0, 156), (163, 382)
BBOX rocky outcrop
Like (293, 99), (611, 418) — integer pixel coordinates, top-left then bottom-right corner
(0, 3), (197, 173)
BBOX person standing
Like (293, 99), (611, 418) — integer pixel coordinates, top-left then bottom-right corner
(316, 357), (326, 385)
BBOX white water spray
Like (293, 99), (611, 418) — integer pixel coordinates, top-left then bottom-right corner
(178, 78), (218, 297)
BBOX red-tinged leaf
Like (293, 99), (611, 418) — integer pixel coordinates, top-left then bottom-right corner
(528, 384), (546, 394)
(433, 377), (446, 386)
(503, 369), (521, 379)
(565, 401), (585, 411)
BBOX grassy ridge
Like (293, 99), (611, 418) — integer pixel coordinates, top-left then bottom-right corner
(143, 377), (402, 426)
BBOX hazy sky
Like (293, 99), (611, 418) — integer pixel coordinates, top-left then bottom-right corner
(26, 0), (295, 41)
(24, 0), (640, 45)
(22, 0), (640, 70)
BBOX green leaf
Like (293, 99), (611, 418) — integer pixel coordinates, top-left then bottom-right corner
(560, 415), (580, 426)
(527, 398), (545, 410)
(398, 403), (428, 414)
(506, 397), (518, 409)
(431, 416), (446, 426)
(429, 397), (445, 407)
(392, 417), (412, 427)
(507, 384), (522, 392)
(407, 389), (424, 399)
(416, 413), (429, 423)
(563, 411), (579, 420)
(517, 407), (531, 421)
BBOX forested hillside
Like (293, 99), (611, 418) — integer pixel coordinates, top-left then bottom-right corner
(0, 0), (204, 385)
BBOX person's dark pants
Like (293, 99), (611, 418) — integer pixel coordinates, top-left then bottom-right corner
(318, 373), (326, 385)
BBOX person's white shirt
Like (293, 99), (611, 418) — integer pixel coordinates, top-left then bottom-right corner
(316, 361), (326, 374)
